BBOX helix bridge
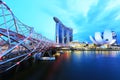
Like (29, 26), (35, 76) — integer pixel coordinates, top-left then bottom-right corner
(0, 0), (56, 73)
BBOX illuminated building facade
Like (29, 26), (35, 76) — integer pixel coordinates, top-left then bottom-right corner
(53, 17), (73, 44)
(89, 30), (117, 45)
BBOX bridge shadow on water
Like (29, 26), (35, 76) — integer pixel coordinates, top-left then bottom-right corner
(1, 51), (120, 80)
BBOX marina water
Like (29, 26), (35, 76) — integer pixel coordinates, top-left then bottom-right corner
(2, 51), (120, 80)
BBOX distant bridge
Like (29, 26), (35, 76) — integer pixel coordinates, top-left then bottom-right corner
(0, 0), (57, 73)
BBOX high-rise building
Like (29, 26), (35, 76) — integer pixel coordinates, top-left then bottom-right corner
(53, 17), (73, 44)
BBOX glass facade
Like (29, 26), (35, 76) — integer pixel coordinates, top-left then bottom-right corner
(55, 17), (73, 44)
(58, 24), (62, 43)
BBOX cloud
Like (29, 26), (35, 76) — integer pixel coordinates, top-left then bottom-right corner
(4, 0), (120, 43)
(69, 0), (120, 43)
(38, 0), (120, 43)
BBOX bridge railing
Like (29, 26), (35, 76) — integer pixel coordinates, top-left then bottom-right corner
(0, 0), (56, 73)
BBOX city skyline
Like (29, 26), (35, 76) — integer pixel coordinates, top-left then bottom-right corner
(3, 0), (120, 43)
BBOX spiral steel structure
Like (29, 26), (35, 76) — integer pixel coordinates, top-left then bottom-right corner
(0, 0), (56, 73)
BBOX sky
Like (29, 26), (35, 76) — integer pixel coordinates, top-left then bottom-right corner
(3, 0), (120, 43)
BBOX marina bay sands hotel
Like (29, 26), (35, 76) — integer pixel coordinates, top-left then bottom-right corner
(53, 17), (73, 44)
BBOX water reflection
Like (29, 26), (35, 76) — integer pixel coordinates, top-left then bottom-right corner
(73, 51), (120, 58)
(58, 51), (120, 80)
(5, 50), (120, 80)
(72, 51), (83, 59)
(58, 51), (120, 65)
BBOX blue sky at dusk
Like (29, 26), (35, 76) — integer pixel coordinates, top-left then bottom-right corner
(3, 0), (120, 43)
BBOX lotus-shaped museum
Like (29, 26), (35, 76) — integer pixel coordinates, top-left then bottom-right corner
(89, 30), (116, 45)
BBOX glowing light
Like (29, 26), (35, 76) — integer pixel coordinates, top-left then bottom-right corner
(28, 53), (32, 56)
(40, 57), (55, 60)
(16, 62), (20, 65)
(15, 46), (19, 49)
(0, 34), (3, 36)
(54, 52), (60, 56)
(0, 56), (3, 61)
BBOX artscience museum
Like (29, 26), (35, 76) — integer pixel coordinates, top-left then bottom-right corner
(90, 30), (117, 45)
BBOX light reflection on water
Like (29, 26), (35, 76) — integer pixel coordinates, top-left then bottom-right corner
(72, 51), (120, 58)
(54, 51), (120, 80)
(5, 51), (120, 80)
(72, 51), (120, 63)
